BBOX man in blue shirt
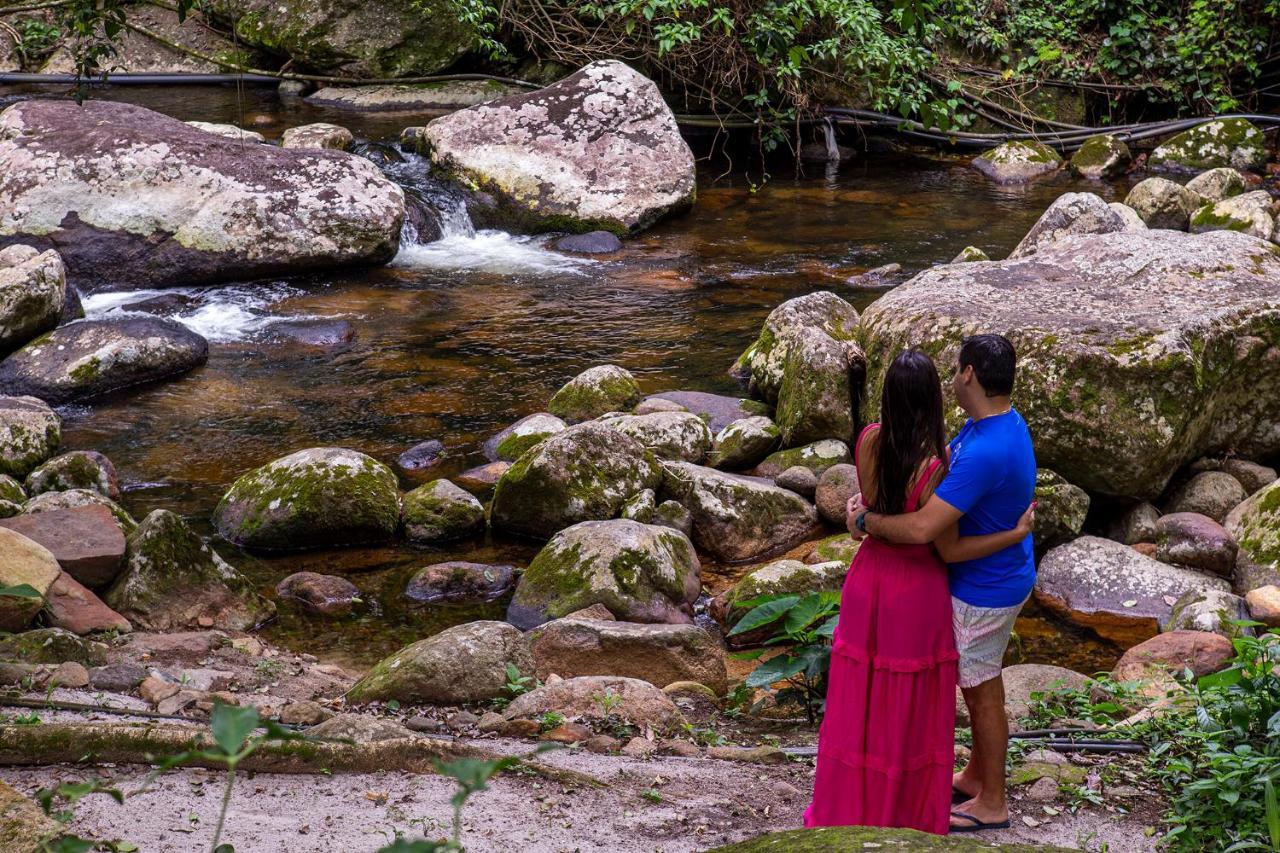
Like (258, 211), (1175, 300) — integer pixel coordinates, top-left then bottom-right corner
(855, 334), (1036, 833)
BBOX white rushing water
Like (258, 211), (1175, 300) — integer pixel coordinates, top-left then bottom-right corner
(82, 282), (314, 343)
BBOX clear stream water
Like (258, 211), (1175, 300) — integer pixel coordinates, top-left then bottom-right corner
(1, 83), (1139, 671)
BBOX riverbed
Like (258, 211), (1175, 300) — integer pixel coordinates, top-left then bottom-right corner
(1, 82), (1137, 670)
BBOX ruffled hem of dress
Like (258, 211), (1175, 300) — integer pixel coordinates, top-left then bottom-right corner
(831, 640), (960, 672)
(815, 745), (956, 778)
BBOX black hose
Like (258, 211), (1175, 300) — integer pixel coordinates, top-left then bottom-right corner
(0, 71), (280, 85)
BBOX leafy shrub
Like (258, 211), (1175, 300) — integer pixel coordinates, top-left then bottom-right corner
(728, 590), (838, 722)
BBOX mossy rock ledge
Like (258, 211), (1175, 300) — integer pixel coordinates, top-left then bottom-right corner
(506, 518), (701, 630)
(1149, 118), (1267, 173)
(709, 826), (1076, 852)
(421, 60), (696, 235)
(859, 228), (1280, 500)
(212, 447), (401, 550)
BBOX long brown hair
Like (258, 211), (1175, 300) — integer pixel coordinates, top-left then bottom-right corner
(872, 349), (949, 514)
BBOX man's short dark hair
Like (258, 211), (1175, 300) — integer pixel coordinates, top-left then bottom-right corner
(959, 334), (1016, 397)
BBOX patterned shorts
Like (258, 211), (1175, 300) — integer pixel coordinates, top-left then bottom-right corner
(952, 595), (1027, 689)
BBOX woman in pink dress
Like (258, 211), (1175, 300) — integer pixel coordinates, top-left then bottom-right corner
(805, 350), (1033, 834)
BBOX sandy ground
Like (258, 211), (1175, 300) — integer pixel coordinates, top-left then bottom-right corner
(5, 738), (1161, 853)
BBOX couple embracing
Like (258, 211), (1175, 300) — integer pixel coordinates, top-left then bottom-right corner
(805, 334), (1037, 835)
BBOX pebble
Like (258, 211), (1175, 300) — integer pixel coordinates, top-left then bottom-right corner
(659, 738), (701, 757)
(281, 700), (332, 726)
(1027, 777), (1060, 802)
(541, 723), (593, 744)
(48, 661), (89, 689)
(477, 711), (506, 733)
(447, 710), (480, 729)
(139, 675), (179, 705)
(621, 736), (658, 758)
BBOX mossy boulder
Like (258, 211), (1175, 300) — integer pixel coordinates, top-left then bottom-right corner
(1190, 190), (1275, 241)
(753, 439), (851, 480)
(0, 474), (22, 504)
(506, 518), (701, 630)
(602, 411), (712, 463)
(280, 122), (352, 151)
(859, 229), (1280, 499)
(1009, 192), (1126, 259)
(106, 509), (274, 631)
(213, 447), (401, 550)
(482, 412), (566, 462)
(660, 462), (821, 562)
(971, 139), (1062, 183)
(709, 826), (1074, 852)
(1149, 118), (1267, 173)
(1123, 177), (1202, 230)
(1225, 480), (1280, 590)
(1033, 469), (1089, 548)
(404, 561), (516, 604)
(708, 415), (780, 470)
(806, 532), (862, 565)
(0, 527), (59, 630)
(951, 245), (990, 262)
(1161, 587), (1249, 636)
(0, 395), (59, 479)
(0, 244), (64, 355)
(347, 621), (533, 705)
(548, 365), (641, 423)
(490, 421), (663, 540)
(732, 291), (863, 446)
(400, 479), (485, 544)
(1068, 134), (1131, 180)
(22, 488), (136, 535)
(710, 558), (847, 633)
(1186, 167), (1247, 202)
(24, 450), (119, 500)
(0, 626), (106, 665)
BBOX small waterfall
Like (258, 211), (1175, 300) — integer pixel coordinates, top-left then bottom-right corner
(353, 142), (477, 246)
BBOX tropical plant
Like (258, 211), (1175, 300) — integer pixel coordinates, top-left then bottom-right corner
(728, 590), (839, 722)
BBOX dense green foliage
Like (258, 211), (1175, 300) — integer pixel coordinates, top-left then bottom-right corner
(729, 590), (838, 722)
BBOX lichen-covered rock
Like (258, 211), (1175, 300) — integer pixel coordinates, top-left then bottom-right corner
(1166, 470), (1247, 523)
(24, 450), (119, 500)
(0, 474), (22, 504)
(213, 447), (401, 550)
(506, 518), (701, 630)
(404, 561), (516, 604)
(105, 509), (274, 631)
(708, 826), (1073, 852)
(602, 411), (712, 463)
(1068, 134), (1131, 180)
(280, 122), (353, 150)
(621, 488), (657, 523)
(1123, 177), (1202, 230)
(206, 0), (473, 78)
(1155, 512), (1237, 576)
(0, 527), (59, 630)
(490, 421), (662, 539)
(652, 499), (693, 537)
(972, 140), (1063, 183)
(185, 121), (266, 143)
(0, 626), (105, 665)
(548, 365), (641, 423)
(422, 61), (695, 234)
(0, 317), (208, 404)
(315, 81), (522, 112)
(0, 244), (63, 355)
(1035, 536), (1231, 644)
(859, 229), (1280, 499)
(482, 412), (566, 462)
(1107, 202), (1147, 231)
(755, 440), (852, 479)
(1160, 587), (1249, 636)
(346, 621), (533, 705)
(22, 488), (136, 535)
(644, 391), (771, 434)
(1009, 192), (1125, 259)
(660, 462), (821, 563)
(503, 674), (684, 730)
(401, 479), (485, 544)
(1185, 167), (1246, 202)
(951, 245), (990, 263)
(804, 534), (862, 566)
(0, 395), (58, 479)
(709, 416), (780, 470)
(732, 291), (863, 446)
(528, 618), (728, 693)
(276, 571), (361, 617)
(1224, 480), (1280, 588)
(0, 99), (404, 289)
(1190, 191), (1276, 241)
(710, 558), (847, 632)
(1033, 469), (1089, 548)
(1149, 118), (1267, 173)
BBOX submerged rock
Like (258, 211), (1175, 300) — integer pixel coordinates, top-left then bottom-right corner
(1067, 134), (1131, 180)
(1149, 118), (1267, 173)
(660, 462), (820, 563)
(548, 364), (641, 423)
(401, 479), (485, 544)
(0, 99), (404, 289)
(0, 244), (64, 355)
(280, 122), (353, 151)
(396, 439), (445, 476)
(528, 618), (728, 693)
(859, 229), (1280, 499)
(404, 561), (516, 604)
(506, 518), (701, 629)
(421, 61), (696, 234)
(106, 509), (275, 631)
(490, 422), (662, 539)
(346, 621), (533, 705)
(0, 395), (59, 479)
(1123, 177), (1201, 230)
(25, 450), (119, 500)
(554, 231), (624, 254)
(276, 571), (361, 617)
(0, 317), (208, 404)
(482, 413), (566, 462)
(0, 527), (60, 631)
(213, 447), (401, 550)
(1008, 192), (1125, 259)
(971, 140), (1063, 183)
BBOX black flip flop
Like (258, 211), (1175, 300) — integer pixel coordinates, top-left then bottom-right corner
(950, 810), (1012, 833)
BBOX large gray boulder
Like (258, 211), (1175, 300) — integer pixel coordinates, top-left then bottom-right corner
(1008, 192), (1125, 259)
(602, 411), (712, 463)
(1123, 178), (1201, 230)
(660, 462), (820, 562)
(490, 421), (662, 539)
(421, 61), (695, 234)
(1189, 191), (1276, 241)
(859, 229), (1280, 499)
(0, 318), (208, 404)
(506, 518), (701, 629)
(1149, 118), (1267, 173)
(0, 245), (63, 355)
(213, 447), (401, 550)
(0, 395), (58, 479)
(0, 100), (404, 289)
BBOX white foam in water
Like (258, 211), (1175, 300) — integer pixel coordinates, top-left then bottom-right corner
(392, 230), (595, 276)
(82, 283), (312, 343)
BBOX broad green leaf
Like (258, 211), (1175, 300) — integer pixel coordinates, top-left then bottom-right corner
(745, 654), (806, 687)
(0, 583), (41, 599)
(728, 595), (800, 637)
(211, 702), (259, 756)
(784, 592), (835, 635)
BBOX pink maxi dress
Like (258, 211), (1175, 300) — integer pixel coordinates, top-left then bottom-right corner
(804, 425), (959, 834)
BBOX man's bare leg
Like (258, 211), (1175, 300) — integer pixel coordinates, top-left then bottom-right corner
(952, 689), (983, 800)
(951, 675), (1009, 828)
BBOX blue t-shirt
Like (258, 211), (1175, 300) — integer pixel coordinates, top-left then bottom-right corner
(934, 409), (1037, 608)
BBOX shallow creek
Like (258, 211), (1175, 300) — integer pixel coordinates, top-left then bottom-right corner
(2, 83), (1137, 671)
